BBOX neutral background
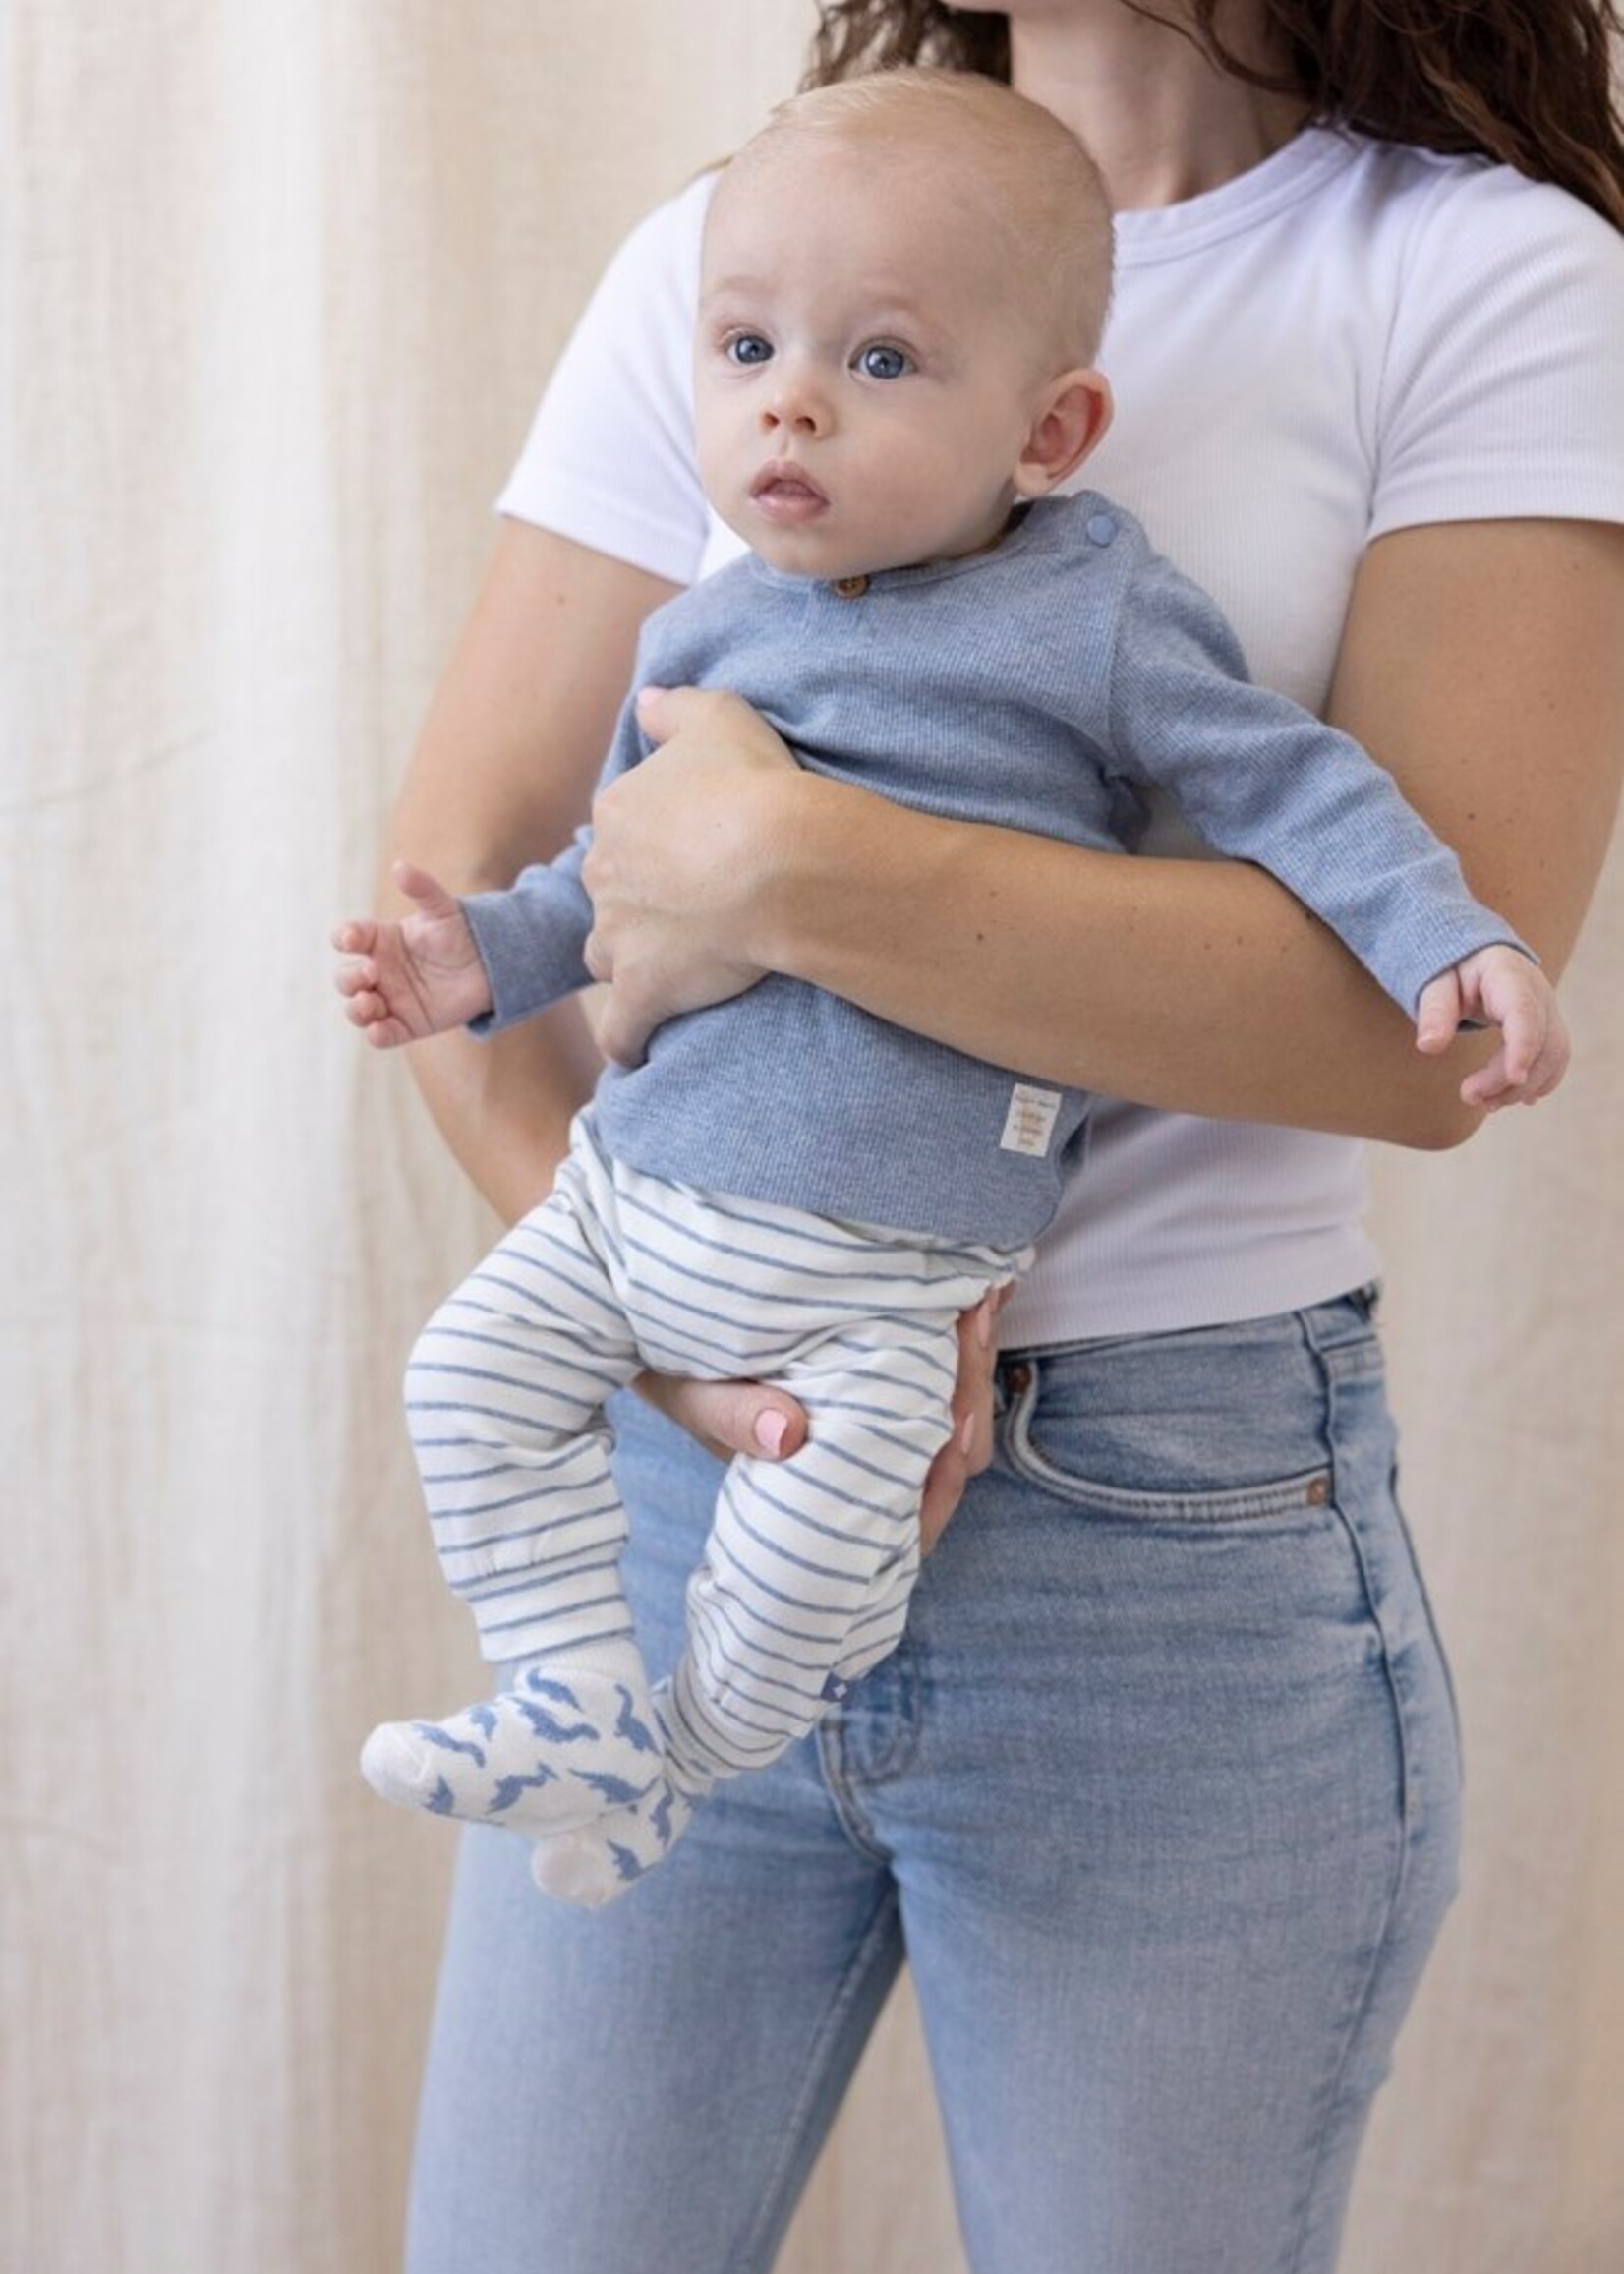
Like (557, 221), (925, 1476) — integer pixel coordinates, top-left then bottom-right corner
(4, 5), (1621, 2268)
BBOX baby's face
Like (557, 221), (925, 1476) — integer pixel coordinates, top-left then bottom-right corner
(696, 141), (1060, 580)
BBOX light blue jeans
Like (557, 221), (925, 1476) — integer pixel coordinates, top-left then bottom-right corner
(405, 1289), (1462, 2274)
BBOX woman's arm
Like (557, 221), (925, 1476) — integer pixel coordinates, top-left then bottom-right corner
(588, 519), (1624, 1147)
(380, 519), (681, 1222)
(386, 517), (1007, 1530)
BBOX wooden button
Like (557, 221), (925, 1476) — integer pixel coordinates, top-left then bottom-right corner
(832, 574), (870, 598)
(1004, 1361), (1032, 1396)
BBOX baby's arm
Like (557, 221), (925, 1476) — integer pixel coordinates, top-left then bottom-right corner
(334, 861), (493, 1048)
(334, 835), (600, 1047)
(1108, 554), (1568, 1109)
(1416, 946), (1569, 1109)
(336, 683), (655, 1050)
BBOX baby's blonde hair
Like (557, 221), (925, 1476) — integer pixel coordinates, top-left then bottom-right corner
(718, 68), (1114, 368)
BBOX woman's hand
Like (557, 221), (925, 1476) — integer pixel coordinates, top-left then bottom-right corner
(917, 1285), (1012, 1553)
(581, 685), (802, 1066)
(632, 1286), (1011, 1557)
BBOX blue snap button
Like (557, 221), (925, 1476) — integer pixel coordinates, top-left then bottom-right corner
(1085, 513), (1116, 547)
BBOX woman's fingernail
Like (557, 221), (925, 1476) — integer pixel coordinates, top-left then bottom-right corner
(755, 1411), (789, 1456)
(958, 1415), (976, 1458)
(974, 1298), (993, 1350)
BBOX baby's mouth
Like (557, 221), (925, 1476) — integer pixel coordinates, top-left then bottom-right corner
(750, 463), (830, 521)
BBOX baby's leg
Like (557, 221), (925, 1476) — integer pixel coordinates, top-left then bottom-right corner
(526, 1315), (951, 1914)
(658, 1312), (962, 1792)
(525, 1167), (1020, 1906)
(363, 1144), (666, 1840)
(529, 1325), (952, 1908)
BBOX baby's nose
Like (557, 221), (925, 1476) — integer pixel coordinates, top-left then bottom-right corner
(761, 369), (830, 436)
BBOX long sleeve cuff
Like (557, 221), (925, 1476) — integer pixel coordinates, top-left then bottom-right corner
(461, 874), (593, 1035)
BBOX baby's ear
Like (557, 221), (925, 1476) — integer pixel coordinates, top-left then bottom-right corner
(1013, 369), (1114, 497)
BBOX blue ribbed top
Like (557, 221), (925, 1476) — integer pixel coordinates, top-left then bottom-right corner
(464, 492), (1524, 1247)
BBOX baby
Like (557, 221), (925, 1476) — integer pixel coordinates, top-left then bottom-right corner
(336, 70), (1566, 1907)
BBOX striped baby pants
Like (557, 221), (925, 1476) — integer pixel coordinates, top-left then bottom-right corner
(405, 1109), (1025, 1795)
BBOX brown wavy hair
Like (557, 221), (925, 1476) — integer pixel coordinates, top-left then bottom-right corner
(802, 2), (1624, 228)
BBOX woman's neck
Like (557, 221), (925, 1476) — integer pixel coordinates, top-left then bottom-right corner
(1009, 3), (1311, 211)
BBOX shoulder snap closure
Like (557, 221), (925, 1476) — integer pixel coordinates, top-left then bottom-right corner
(832, 574), (870, 599)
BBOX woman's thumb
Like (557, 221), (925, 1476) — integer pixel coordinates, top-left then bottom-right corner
(641, 1371), (808, 1462)
(633, 684), (677, 742)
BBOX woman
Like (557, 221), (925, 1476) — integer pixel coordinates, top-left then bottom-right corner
(390, 6), (1624, 2270)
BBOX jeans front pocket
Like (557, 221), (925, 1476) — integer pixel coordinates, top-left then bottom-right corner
(995, 1309), (1351, 1528)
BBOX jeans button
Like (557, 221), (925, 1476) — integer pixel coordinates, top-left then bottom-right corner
(1004, 1361), (1032, 1397)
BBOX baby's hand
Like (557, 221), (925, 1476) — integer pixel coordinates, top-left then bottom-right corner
(332, 860), (493, 1048)
(1415, 945), (1569, 1111)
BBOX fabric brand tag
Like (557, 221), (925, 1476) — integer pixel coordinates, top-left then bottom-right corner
(999, 1083), (1063, 1158)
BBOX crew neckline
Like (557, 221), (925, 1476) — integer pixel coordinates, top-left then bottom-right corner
(1112, 123), (1363, 266)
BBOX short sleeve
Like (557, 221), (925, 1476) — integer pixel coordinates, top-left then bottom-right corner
(495, 171), (719, 585)
(1371, 165), (1624, 539)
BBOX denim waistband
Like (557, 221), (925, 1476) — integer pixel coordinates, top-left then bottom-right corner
(1002, 1283), (1381, 1371)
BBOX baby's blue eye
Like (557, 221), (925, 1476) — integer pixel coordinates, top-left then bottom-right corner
(856, 343), (911, 380)
(726, 333), (773, 367)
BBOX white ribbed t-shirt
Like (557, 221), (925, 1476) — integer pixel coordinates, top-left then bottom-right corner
(498, 126), (1624, 1342)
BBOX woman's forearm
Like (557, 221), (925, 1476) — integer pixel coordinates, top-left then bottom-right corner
(759, 519), (1624, 1151)
(406, 1011), (601, 1226)
(378, 522), (682, 1221)
(766, 775), (1473, 1145)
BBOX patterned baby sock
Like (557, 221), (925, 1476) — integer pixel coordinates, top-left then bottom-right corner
(526, 1675), (709, 1907)
(359, 1648), (666, 1839)
(528, 1770), (694, 1908)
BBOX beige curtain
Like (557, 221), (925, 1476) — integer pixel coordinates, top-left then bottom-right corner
(5, 6), (1619, 2268)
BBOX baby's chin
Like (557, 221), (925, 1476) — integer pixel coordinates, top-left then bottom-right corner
(719, 481), (1012, 580)
(741, 535), (873, 582)
(741, 521), (966, 584)
(735, 499), (1018, 583)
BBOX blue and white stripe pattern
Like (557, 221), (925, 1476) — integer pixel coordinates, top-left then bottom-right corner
(405, 1110), (1024, 1794)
